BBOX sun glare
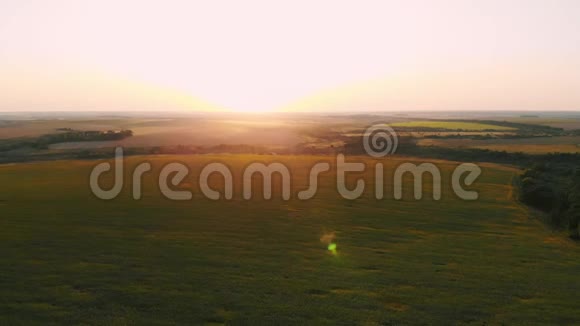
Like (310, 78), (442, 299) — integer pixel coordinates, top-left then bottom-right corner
(1, 1), (579, 112)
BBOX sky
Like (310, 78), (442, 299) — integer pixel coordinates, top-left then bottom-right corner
(1, 0), (580, 112)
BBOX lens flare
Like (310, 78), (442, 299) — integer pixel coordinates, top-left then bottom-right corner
(327, 243), (337, 255)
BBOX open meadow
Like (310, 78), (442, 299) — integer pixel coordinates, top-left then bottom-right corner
(0, 154), (579, 325)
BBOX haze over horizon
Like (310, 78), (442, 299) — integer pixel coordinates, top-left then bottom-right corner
(1, 0), (580, 113)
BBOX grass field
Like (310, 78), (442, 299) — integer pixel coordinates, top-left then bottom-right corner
(391, 120), (516, 131)
(0, 155), (579, 324)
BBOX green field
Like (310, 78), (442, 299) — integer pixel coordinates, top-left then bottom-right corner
(497, 117), (580, 130)
(391, 120), (516, 131)
(419, 136), (580, 154)
(0, 155), (579, 324)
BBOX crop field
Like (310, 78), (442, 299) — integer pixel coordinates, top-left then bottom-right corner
(419, 136), (580, 154)
(0, 118), (305, 149)
(0, 154), (579, 324)
(474, 144), (580, 154)
(496, 117), (580, 130)
(391, 120), (516, 131)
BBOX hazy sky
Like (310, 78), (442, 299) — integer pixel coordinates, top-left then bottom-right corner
(1, 0), (580, 112)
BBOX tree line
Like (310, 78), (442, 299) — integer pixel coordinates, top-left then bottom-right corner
(0, 129), (133, 152)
